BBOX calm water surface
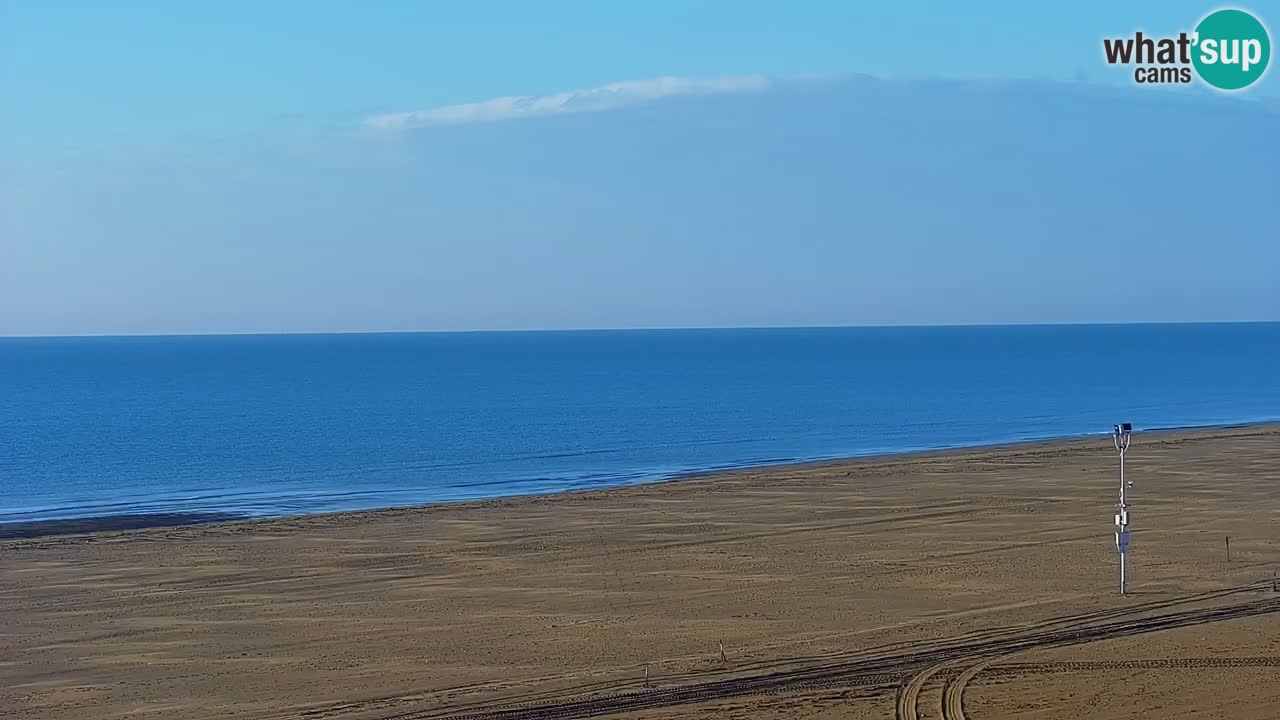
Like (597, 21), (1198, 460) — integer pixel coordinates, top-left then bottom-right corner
(2, 324), (1277, 523)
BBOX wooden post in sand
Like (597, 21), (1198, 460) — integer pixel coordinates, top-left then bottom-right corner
(1225, 536), (1231, 563)
(719, 640), (727, 664)
(643, 665), (650, 688)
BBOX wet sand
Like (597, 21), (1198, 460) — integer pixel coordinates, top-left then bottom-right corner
(3, 424), (1279, 719)
(0, 513), (247, 540)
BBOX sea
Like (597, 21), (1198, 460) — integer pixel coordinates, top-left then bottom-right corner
(2, 323), (1277, 525)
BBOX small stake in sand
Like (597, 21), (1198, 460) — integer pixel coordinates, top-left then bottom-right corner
(719, 640), (727, 664)
(643, 665), (650, 688)
(1225, 536), (1231, 563)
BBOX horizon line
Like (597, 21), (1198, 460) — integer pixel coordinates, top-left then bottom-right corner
(3, 318), (1278, 341)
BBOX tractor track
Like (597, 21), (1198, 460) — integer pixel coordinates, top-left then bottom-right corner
(923, 654), (1280, 720)
(940, 654), (1005, 720)
(989, 656), (1280, 674)
(896, 581), (1278, 720)
(334, 582), (1278, 720)
(289, 583), (1270, 720)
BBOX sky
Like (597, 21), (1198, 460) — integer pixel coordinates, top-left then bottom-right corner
(2, 1), (1278, 335)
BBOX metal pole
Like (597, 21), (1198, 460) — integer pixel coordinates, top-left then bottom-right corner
(1113, 423), (1132, 597)
(1119, 446), (1126, 595)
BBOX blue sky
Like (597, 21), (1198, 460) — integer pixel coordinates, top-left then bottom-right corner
(2, 1), (1278, 335)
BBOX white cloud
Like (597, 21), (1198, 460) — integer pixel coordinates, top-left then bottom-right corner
(363, 75), (770, 130)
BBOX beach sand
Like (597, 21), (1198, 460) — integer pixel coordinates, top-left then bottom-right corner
(3, 425), (1279, 719)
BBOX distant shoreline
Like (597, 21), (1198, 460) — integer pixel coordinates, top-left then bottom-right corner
(5, 419), (1277, 541)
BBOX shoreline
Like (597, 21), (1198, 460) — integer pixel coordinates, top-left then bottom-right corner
(5, 419), (1277, 541)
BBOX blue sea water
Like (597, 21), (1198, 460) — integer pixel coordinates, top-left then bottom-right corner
(1, 324), (1277, 524)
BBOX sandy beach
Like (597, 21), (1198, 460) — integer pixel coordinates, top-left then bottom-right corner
(3, 424), (1279, 720)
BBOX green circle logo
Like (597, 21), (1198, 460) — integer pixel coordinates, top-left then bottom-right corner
(1192, 9), (1271, 90)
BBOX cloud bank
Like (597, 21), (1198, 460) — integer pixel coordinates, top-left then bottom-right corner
(363, 75), (770, 130)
